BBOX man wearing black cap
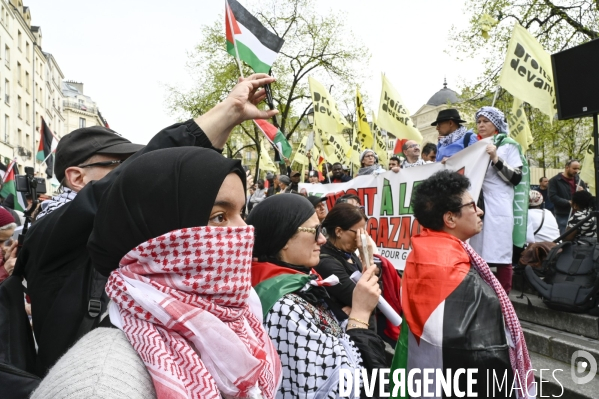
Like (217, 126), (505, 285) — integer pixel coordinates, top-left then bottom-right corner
(14, 73), (278, 375)
(432, 109), (477, 163)
(289, 170), (301, 192)
(308, 195), (328, 222)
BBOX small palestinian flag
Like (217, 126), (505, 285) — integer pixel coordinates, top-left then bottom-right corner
(390, 230), (514, 398)
(225, 0), (285, 74)
(393, 138), (408, 155)
(254, 119), (292, 162)
(1, 159), (27, 212)
(251, 261), (311, 319)
(36, 117), (54, 178)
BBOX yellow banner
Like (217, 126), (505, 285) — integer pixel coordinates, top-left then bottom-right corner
(507, 98), (534, 153)
(498, 23), (556, 121)
(347, 126), (361, 166)
(356, 88), (374, 150)
(377, 74), (422, 142)
(580, 145), (596, 196)
(371, 111), (389, 167)
(293, 136), (310, 166)
(259, 140), (278, 172)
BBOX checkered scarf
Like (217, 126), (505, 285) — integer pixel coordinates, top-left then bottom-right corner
(36, 188), (77, 219)
(437, 125), (468, 147)
(460, 241), (535, 399)
(106, 225), (281, 399)
(475, 106), (509, 134)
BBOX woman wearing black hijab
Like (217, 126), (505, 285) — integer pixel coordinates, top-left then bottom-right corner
(32, 147), (281, 399)
(248, 194), (388, 398)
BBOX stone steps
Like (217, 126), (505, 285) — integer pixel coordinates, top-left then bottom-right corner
(529, 352), (599, 399)
(510, 293), (599, 339)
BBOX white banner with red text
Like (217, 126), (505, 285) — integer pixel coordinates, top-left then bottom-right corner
(299, 139), (491, 270)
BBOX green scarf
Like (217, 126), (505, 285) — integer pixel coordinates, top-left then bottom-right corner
(493, 133), (530, 249)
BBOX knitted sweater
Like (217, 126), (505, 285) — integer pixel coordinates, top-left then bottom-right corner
(31, 328), (156, 399)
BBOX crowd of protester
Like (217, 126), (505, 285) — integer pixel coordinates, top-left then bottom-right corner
(0, 73), (588, 399)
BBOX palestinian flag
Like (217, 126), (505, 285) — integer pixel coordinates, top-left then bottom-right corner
(225, 0), (284, 74)
(390, 229), (513, 398)
(393, 138), (407, 155)
(251, 261), (311, 319)
(254, 119), (292, 162)
(1, 160), (27, 212)
(36, 117), (54, 178)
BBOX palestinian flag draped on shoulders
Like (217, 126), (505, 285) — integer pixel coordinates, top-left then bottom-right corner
(225, 0), (284, 74)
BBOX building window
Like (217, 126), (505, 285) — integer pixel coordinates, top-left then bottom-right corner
(25, 102), (29, 123)
(4, 45), (9, 67)
(4, 79), (9, 104)
(25, 71), (29, 92)
(79, 118), (86, 128)
(17, 128), (21, 146)
(17, 96), (21, 118)
(17, 62), (21, 84)
(25, 42), (29, 61)
(17, 30), (21, 50)
(4, 115), (8, 143)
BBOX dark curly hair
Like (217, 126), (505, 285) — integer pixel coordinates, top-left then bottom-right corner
(322, 203), (367, 238)
(422, 143), (437, 157)
(572, 190), (595, 210)
(413, 170), (471, 231)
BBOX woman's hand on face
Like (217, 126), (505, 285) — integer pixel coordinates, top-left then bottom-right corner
(486, 144), (499, 163)
(350, 266), (381, 317)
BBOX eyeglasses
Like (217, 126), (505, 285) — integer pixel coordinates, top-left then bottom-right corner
(297, 224), (323, 241)
(458, 201), (477, 212)
(406, 144), (420, 150)
(363, 154), (375, 158)
(78, 160), (124, 168)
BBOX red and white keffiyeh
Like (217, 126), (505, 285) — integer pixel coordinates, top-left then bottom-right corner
(461, 241), (536, 399)
(106, 226), (281, 399)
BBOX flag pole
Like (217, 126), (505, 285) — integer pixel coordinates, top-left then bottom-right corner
(41, 151), (53, 165)
(225, 0), (245, 79)
(491, 85), (502, 107)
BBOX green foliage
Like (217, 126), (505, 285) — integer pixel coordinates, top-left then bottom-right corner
(450, 0), (598, 167)
(165, 0), (369, 174)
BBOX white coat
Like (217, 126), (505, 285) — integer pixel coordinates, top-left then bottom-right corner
(470, 143), (522, 264)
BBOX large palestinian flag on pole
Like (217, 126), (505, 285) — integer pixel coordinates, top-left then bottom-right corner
(225, 0), (284, 74)
(390, 230), (514, 398)
(0, 159), (27, 212)
(36, 116), (54, 178)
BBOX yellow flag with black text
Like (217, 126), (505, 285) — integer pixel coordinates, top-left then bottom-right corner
(309, 76), (351, 163)
(377, 74), (422, 142)
(507, 98), (534, 153)
(259, 140), (278, 172)
(356, 88), (374, 150)
(371, 111), (389, 167)
(498, 23), (556, 121)
(293, 136), (310, 166)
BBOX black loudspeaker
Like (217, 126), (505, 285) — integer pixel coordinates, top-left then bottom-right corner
(551, 38), (599, 120)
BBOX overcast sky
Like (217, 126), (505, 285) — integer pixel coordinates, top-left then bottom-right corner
(27, 0), (485, 145)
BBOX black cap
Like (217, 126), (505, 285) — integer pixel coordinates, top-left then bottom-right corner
(431, 109), (467, 126)
(307, 195), (326, 208)
(55, 126), (144, 182)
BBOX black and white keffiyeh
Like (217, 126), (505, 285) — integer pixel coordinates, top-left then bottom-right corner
(266, 293), (362, 399)
(36, 188), (77, 220)
(437, 125), (469, 147)
(475, 106), (509, 134)
(401, 158), (428, 169)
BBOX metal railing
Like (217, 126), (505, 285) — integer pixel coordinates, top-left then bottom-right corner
(63, 101), (97, 114)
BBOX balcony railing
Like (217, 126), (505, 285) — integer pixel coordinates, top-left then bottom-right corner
(63, 101), (97, 114)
